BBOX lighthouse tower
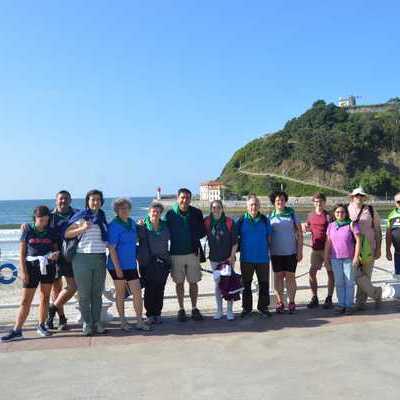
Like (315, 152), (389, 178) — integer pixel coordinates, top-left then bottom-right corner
(156, 187), (161, 200)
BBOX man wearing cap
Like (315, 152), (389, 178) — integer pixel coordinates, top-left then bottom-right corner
(386, 192), (400, 278)
(348, 187), (382, 310)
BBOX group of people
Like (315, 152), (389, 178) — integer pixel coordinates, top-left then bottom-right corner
(2, 186), (399, 342)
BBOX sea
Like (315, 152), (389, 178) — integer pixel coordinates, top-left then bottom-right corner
(0, 197), (153, 263)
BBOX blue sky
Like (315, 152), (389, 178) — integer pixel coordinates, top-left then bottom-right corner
(0, 0), (399, 200)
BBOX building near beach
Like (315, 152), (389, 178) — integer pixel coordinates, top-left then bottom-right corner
(200, 181), (226, 201)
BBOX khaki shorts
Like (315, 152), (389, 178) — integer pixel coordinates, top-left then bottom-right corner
(310, 249), (332, 272)
(171, 254), (202, 284)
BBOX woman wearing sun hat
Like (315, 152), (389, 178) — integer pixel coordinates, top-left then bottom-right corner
(348, 187), (383, 310)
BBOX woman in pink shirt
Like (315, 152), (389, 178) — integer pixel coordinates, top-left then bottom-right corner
(324, 204), (361, 314)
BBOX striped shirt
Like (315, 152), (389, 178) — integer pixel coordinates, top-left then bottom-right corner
(75, 220), (107, 254)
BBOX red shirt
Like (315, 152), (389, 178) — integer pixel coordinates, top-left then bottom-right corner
(307, 211), (330, 250)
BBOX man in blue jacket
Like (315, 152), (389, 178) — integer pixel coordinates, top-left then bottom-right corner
(237, 194), (272, 318)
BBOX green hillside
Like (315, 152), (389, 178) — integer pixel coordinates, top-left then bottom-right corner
(219, 99), (400, 197)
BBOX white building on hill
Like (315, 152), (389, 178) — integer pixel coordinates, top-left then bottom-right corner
(200, 181), (225, 201)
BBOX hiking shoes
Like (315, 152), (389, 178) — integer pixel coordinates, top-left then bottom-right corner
(191, 308), (204, 321)
(177, 309), (188, 322)
(1, 329), (23, 342)
(323, 295), (333, 309)
(307, 296), (319, 309)
(37, 324), (52, 337)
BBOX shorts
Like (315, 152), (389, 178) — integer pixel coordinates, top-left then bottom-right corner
(58, 257), (74, 278)
(271, 254), (297, 273)
(23, 261), (57, 289)
(108, 268), (139, 281)
(171, 253), (201, 284)
(310, 249), (331, 272)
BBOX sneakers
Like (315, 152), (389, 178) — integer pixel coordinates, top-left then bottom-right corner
(153, 316), (162, 324)
(191, 308), (204, 321)
(177, 309), (188, 322)
(120, 319), (131, 332)
(323, 295), (333, 309)
(344, 307), (353, 315)
(275, 302), (285, 314)
(37, 323), (52, 337)
(213, 310), (223, 320)
(82, 323), (93, 337)
(375, 287), (383, 308)
(136, 320), (152, 331)
(334, 306), (346, 314)
(47, 304), (57, 330)
(307, 296), (319, 309)
(258, 309), (272, 318)
(94, 323), (107, 335)
(58, 315), (68, 331)
(146, 316), (156, 325)
(1, 329), (23, 342)
(240, 310), (252, 319)
(288, 302), (296, 314)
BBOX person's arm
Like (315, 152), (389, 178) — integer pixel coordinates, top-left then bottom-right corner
(374, 211), (382, 259)
(65, 220), (91, 239)
(198, 209), (206, 239)
(107, 245), (124, 278)
(324, 235), (331, 268)
(296, 223), (303, 262)
(49, 242), (60, 261)
(386, 221), (393, 261)
(19, 241), (29, 286)
(353, 233), (361, 267)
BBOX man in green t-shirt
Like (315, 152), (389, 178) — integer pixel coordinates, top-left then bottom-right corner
(386, 192), (400, 277)
(165, 188), (206, 322)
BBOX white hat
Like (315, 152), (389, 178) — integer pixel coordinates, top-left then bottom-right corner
(350, 186), (368, 197)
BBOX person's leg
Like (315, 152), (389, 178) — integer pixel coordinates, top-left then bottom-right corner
(255, 263), (269, 312)
(342, 259), (355, 309)
(50, 278), (62, 306)
(127, 279), (144, 322)
(327, 270), (335, 297)
(91, 255), (106, 327)
(189, 283), (198, 309)
(54, 277), (77, 315)
(394, 253), (400, 275)
(211, 262), (223, 319)
(15, 288), (36, 330)
(113, 279), (127, 320)
(72, 254), (94, 328)
(176, 283), (185, 309)
(274, 271), (285, 305)
(38, 283), (52, 325)
(331, 259), (345, 308)
(355, 260), (380, 307)
(309, 267), (318, 298)
(171, 256), (185, 311)
(154, 270), (169, 317)
(286, 272), (297, 304)
(240, 262), (255, 313)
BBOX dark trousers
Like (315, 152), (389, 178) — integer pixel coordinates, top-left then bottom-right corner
(240, 262), (270, 312)
(143, 262), (169, 317)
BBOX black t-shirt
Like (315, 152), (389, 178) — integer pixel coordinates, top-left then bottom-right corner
(50, 208), (76, 246)
(20, 225), (59, 257)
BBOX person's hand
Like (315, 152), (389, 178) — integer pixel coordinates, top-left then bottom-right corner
(297, 251), (303, 262)
(20, 270), (29, 286)
(302, 222), (310, 233)
(374, 248), (381, 260)
(20, 223), (29, 232)
(387, 250), (393, 261)
(228, 254), (236, 266)
(352, 257), (360, 268)
(115, 267), (124, 279)
(49, 251), (60, 261)
(81, 220), (92, 232)
(324, 259), (330, 269)
(137, 219), (145, 225)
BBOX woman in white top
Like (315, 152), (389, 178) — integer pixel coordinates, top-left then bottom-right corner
(65, 189), (108, 336)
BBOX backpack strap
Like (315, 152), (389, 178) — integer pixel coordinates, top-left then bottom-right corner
(368, 205), (375, 229)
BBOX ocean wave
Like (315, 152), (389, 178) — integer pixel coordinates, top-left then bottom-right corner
(0, 229), (20, 243)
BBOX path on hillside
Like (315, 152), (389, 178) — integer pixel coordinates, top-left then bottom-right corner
(238, 161), (349, 194)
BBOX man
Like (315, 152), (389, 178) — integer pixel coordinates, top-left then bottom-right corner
(47, 190), (77, 330)
(348, 187), (382, 310)
(237, 194), (272, 318)
(165, 188), (206, 322)
(303, 193), (334, 309)
(385, 192), (400, 278)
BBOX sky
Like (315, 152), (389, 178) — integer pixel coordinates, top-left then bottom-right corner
(0, 0), (399, 200)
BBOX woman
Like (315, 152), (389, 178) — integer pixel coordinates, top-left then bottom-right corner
(324, 204), (361, 314)
(1, 206), (60, 342)
(205, 200), (238, 320)
(138, 202), (171, 324)
(65, 189), (108, 336)
(269, 191), (303, 314)
(386, 192), (400, 277)
(107, 198), (149, 331)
